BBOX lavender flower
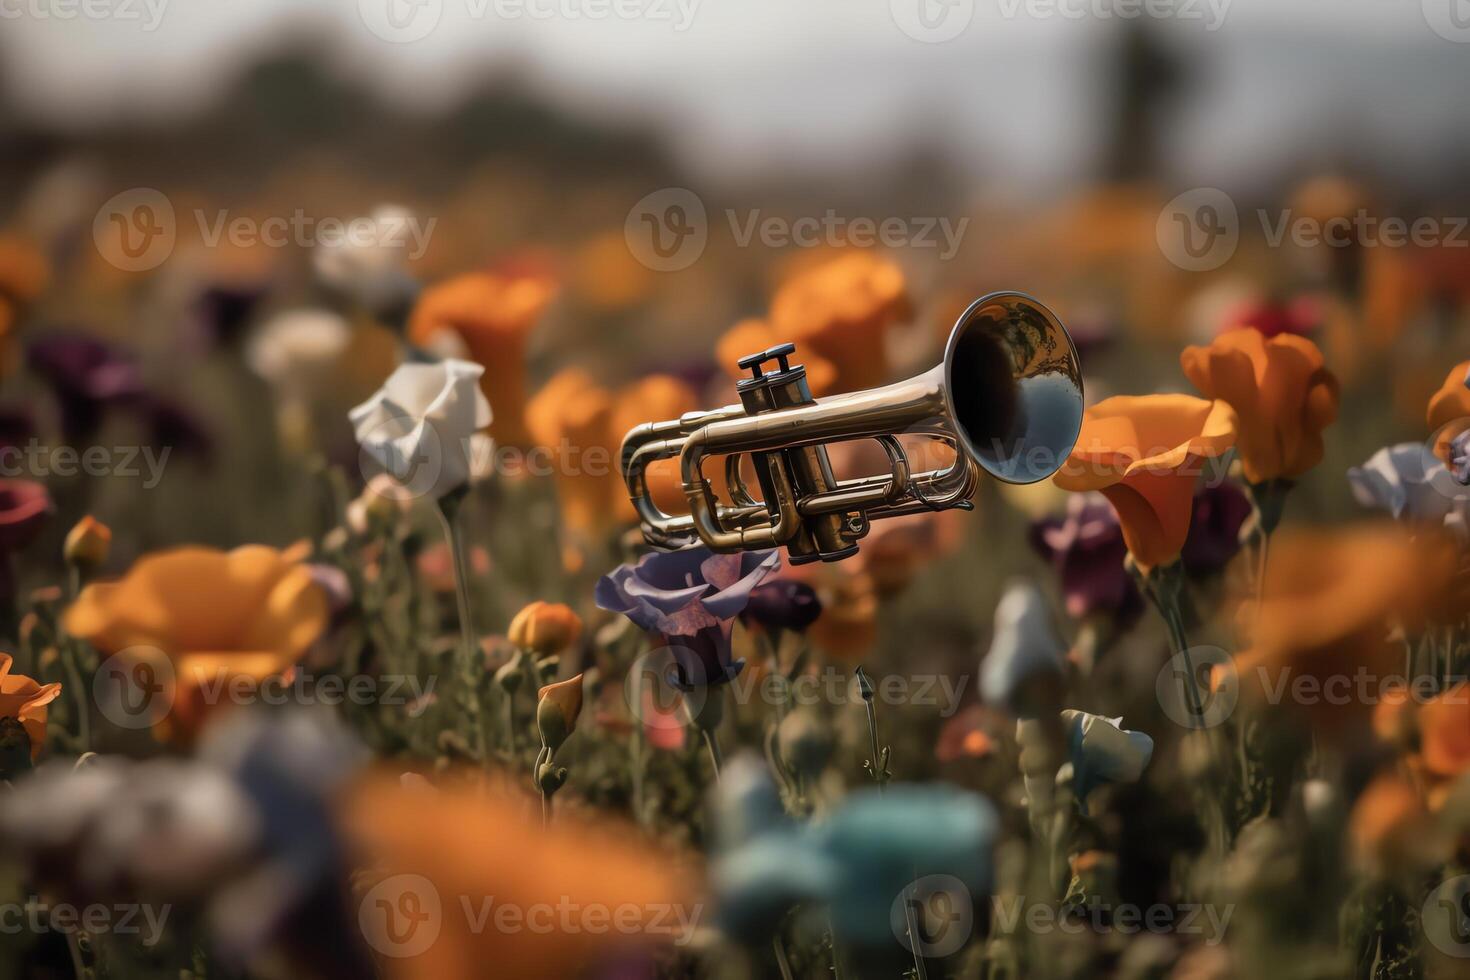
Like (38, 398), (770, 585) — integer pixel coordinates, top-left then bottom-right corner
(596, 547), (780, 689)
(1349, 442), (1470, 528)
(1029, 493), (1142, 626)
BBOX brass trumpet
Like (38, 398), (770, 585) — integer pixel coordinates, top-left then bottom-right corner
(620, 292), (1084, 564)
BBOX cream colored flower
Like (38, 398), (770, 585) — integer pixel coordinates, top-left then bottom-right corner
(350, 359), (492, 500)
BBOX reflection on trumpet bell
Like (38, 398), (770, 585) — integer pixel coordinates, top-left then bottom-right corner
(619, 292), (1084, 564)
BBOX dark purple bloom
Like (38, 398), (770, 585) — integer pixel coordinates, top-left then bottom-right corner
(1181, 481), (1252, 575)
(26, 334), (144, 440)
(743, 579), (822, 634)
(596, 547), (780, 689)
(1029, 494), (1141, 627)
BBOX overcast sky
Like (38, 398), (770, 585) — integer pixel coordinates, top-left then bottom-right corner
(4, 0), (1466, 189)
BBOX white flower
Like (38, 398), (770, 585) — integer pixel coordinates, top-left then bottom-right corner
(1061, 709), (1153, 799)
(981, 581), (1064, 716)
(245, 309), (351, 393)
(311, 204), (421, 316)
(349, 359), (492, 500)
(1348, 442), (1470, 530)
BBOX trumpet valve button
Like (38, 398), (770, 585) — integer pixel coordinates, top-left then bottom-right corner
(737, 342), (799, 380)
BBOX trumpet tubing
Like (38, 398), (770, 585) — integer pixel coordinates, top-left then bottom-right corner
(619, 291), (1084, 563)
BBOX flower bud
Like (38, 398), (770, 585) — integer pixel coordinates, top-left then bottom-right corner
(63, 516), (111, 571)
(536, 673), (584, 753)
(509, 601), (583, 656)
(494, 650), (526, 694)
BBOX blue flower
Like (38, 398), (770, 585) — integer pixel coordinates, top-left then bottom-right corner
(1061, 709), (1154, 803)
(980, 582), (1064, 717)
(711, 756), (999, 953)
(1348, 442), (1470, 528)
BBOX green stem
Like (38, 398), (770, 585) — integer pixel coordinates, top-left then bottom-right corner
(438, 489), (487, 763)
(702, 728), (723, 780)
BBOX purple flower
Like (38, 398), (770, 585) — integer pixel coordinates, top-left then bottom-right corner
(1181, 481), (1252, 576)
(742, 579), (822, 634)
(26, 334), (144, 440)
(1349, 443), (1470, 528)
(596, 547), (780, 689)
(1029, 494), (1141, 627)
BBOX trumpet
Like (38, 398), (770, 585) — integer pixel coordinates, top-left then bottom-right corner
(620, 292), (1084, 564)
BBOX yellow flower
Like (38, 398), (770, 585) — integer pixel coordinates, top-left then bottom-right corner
(1053, 395), (1238, 570)
(508, 601), (582, 656)
(408, 271), (556, 448)
(1180, 329), (1339, 484)
(0, 652), (60, 760)
(63, 545), (327, 741)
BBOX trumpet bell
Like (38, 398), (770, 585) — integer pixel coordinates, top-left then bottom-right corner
(943, 291), (1084, 485)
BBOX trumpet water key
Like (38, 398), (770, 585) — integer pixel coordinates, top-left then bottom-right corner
(620, 292), (1084, 563)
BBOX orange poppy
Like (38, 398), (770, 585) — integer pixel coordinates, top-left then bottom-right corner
(715, 318), (839, 397)
(341, 772), (697, 980)
(1229, 525), (1458, 740)
(608, 374), (699, 521)
(1180, 329), (1339, 485)
(408, 271), (556, 447)
(508, 601), (582, 656)
(526, 368), (618, 542)
(1427, 359), (1470, 465)
(537, 673), (585, 750)
(0, 652), (60, 760)
(765, 252), (910, 394)
(64, 546), (328, 742)
(1348, 773), (1433, 874)
(1053, 395), (1238, 570)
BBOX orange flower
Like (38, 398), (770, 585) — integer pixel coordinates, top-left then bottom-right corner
(1348, 774), (1433, 874)
(63, 515), (112, 571)
(766, 252), (910, 393)
(407, 271), (556, 447)
(526, 368), (617, 542)
(537, 673), (585, 746)
(63, 546), (327, 741)
(1427, 359), (1470, 464)
(0, 652), (60, 761)
(0, 236), (50, 308)
(793, 566), (878, 662)
(341, 772), (695, 980)
(608, 374), (698, 521)
(1053, 395), (1238, 570)
(508, 601), (582, 656)
(1420, 682), (1470, 782)
(715, 319), (838, 396)
(1180, 329), (1339, 484)
(1230, 525), (1457, 740)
